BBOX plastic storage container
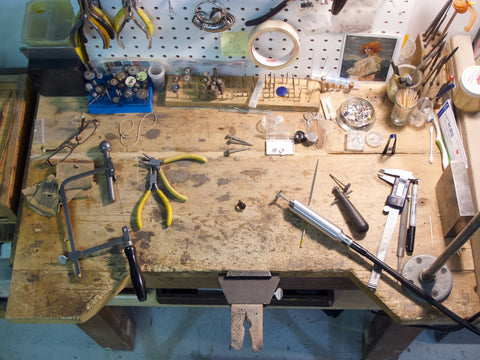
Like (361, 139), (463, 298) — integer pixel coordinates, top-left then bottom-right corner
(453, 65), (480, 112)
(21, 0), (75, 47)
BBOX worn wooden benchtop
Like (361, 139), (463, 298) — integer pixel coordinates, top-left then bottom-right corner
(6, 84), (480, 325)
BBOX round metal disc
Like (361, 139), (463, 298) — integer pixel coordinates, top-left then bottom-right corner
(125, 76), (137, 87)
(83, 71), (95, 81)
(127, 66), (139, 75)
(137, 88), (149, 99)
(402, 254), (453, 303)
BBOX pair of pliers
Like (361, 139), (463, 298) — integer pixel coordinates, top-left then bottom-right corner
(114, 0), (154, 49)
(70, 0), (115, 49)
(136, 153), (208, 229)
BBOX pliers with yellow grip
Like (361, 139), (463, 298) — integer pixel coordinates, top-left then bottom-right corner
(114, 0), (154, 49)
(136, 153), (208, 229)
(70, 0), (115, 50)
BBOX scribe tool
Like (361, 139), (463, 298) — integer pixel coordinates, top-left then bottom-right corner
(329, 175), (369, 234)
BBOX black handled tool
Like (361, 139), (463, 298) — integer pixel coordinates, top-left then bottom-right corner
(122, 226), (147, 302)
(406, 179), (418, 255)
(331, 0), (348, 15)
(59, 226), (147, 301)
(245, 0), (290, 26)
(330, 175), (369, 234)
(332, 186), (369, 234)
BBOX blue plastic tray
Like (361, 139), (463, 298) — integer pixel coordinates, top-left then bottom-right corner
(88, 84), (153, 114)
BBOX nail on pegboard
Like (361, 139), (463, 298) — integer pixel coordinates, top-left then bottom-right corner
(83, 0), (415, 78)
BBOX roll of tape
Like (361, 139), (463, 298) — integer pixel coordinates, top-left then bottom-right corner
(247, 20), (300, 70)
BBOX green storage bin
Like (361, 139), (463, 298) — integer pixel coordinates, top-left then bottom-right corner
(21, 0), (75, 47)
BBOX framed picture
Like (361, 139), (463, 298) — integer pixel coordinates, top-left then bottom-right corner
(339, 34), (399, 82)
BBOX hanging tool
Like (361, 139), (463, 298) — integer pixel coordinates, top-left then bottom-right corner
(300, 159), (319, 247)
(70, 0), (115, 50)
(245, 0), (312, 26)
(329, 174), (369, 234)
(331, 0), (349, 15)
(136, 153), (207, 229)
(274, 191), (480, 337)
(114, 0), (154, 49)
(368, 169), (417, 290)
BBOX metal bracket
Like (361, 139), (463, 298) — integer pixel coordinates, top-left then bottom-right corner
(219, 271), (280, 352)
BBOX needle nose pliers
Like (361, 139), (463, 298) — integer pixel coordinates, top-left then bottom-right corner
(136, 153), (207, 229)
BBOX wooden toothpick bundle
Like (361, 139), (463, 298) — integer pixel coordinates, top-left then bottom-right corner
(396, 88), (418, 108)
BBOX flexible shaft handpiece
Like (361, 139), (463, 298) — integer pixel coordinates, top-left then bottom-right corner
(276, 192), (353, 246)
(274, 191), (480, 337)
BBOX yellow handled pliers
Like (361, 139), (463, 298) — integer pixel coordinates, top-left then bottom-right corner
(136, 153), (207, 229)
(114, 0), (154, 49)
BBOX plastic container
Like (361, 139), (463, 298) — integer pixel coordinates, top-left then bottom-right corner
(398, 37), (416, 65)
(88, 84), (154, 114)
(337, 97), (375, 131)
(453, 65), (480, 112)
(21, 0), (75, 47)
(386, 64), (422, 103)
(148, 63), (166, 91)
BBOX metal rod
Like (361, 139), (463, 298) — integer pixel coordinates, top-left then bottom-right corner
(275, 192), (480, 337)
(422, 212), (480, 281)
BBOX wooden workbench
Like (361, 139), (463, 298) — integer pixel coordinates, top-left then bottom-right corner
(5, 83), (480, 353)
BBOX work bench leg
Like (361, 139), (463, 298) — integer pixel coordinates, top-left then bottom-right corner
(361, 313), (423, 360)
(77, 306), (136, 351)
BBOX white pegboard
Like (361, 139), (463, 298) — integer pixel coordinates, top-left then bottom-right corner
(83, 0), (416, 78)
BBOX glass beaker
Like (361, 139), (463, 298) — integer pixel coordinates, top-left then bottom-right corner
(387, 64), (422, 103)
(391, 88), (418, 127)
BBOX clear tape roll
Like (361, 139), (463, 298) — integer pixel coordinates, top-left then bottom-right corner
(247, 20), (300, 70)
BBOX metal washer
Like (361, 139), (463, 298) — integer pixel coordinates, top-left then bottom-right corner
(402, 254), (453, 303)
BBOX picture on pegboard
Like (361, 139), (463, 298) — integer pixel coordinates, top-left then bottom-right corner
(339, 34), (399, 82)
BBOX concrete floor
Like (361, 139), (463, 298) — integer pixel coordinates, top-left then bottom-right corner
(2, 244), (480, 359)
(1, 306), (480, 360)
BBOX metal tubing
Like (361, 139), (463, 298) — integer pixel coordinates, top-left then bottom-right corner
(276, 194), (480, 336)
(422, 212), (480, 281)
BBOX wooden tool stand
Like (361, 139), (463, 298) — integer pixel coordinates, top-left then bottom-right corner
(0, 75), (36, 243)
(414, 32), (452, 107)
(164, 74), (322, 111)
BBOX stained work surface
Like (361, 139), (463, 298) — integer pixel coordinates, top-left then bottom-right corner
(6, 85), (480, 325)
